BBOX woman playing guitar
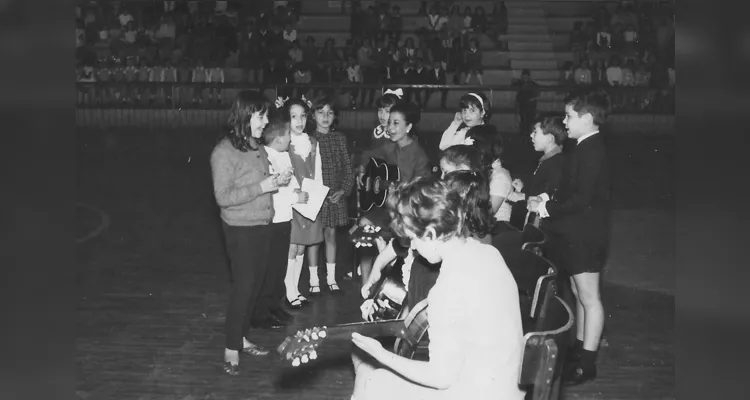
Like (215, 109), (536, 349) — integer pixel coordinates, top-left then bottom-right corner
(356, 102), (431, 285)
(350, 176), (526, 400)
(360, 146), (494, 320)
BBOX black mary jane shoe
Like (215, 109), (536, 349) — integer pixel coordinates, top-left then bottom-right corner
(562, 363), (597, 386)
(327, 283), (344, 295)
(308, 286), (322, 297)
(286, 298), (304, 310)
(296, 295), (311, 306)
(222, 362), (240, 376)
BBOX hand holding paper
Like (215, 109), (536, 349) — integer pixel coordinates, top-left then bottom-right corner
(292, 178), (329, 221)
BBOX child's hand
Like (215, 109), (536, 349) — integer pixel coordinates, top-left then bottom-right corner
(453, 111), (462, 123)
(512, 178), (524, 192)
(295, 189), (309, 204)
(260, 174), (281, 193)
(329, 190), (344, 203)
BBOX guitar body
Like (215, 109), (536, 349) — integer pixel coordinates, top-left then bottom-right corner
(358, 158), (400, 212)
(393, 298), (429, 359)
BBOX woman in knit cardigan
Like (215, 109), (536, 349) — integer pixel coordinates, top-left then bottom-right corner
(210, 90), (292, 376)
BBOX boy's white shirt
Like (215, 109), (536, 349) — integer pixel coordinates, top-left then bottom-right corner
(264, 146), (299, 223)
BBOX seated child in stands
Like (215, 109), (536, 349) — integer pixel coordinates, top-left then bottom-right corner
(463, 38), (483, 85)
(191, 59), (208, 104)
(574, 59), (592, 86)
(207, 60), (225, 105)
(570, 21), (586, 64)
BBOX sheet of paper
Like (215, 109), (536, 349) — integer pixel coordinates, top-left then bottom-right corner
(292, 178), (329, 221)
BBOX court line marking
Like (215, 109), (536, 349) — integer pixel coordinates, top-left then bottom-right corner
(76, 202), (111, 244)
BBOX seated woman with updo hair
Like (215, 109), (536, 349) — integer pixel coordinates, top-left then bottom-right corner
(350, 176), (526, 400)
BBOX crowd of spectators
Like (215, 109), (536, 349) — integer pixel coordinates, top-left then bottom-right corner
(76, 0), (510, 108)
(561, 0), (674, 112)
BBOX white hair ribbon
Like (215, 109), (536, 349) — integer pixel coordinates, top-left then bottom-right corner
(384, 88), (404, 98)
(274, 96), (289, 109)
(300, 95), (312, 108)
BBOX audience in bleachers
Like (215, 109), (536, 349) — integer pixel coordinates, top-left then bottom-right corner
(563, 0), (674, 112)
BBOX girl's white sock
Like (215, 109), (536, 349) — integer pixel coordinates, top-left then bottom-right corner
(326, 262), (337, 285)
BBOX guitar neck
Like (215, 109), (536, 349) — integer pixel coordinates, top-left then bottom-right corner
(321, 319), (407, 342)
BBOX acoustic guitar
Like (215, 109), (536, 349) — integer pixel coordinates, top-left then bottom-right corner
(358, 157), (400, 212)
(276, 298), (429, 366)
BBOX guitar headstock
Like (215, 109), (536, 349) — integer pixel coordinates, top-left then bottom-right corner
(350, 224), (383, 248)
(276, 327), (329, 367)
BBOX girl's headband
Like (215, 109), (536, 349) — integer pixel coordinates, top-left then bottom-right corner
(467, 93), (484, 110)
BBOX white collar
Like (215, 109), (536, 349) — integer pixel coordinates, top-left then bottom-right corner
(576, 130), (599, 144)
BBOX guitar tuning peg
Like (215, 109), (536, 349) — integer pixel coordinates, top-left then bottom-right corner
(311, 331), (319, 340)
(292, 358), (301, 367)
(310, 350), (318, 360)
(319, 330), (327, 338)
(301, 354), (309, 363)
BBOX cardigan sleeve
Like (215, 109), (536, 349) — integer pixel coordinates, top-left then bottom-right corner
(210, 147), (264, 207)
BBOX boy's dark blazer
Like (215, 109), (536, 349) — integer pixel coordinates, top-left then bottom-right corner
(543, 133), (611, 245)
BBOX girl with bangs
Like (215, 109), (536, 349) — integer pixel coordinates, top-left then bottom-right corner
(276, 96), (324, 309)
(438, 91), (491, 150)
(351, 176), (525, 400)
(210, 90), (293, 375)
(308, 95), (355, 296)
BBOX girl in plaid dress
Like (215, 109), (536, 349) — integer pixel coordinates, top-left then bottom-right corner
(309, 95), (354, 295)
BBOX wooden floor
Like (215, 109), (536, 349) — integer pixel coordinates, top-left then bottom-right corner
(76, 128), (674, 400)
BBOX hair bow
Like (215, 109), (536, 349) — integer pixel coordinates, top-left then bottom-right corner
(384, 88), (403, 98)
(275, 96), (289, 109)
(463, 137), (475, 146)
(300, 95), (312, 108)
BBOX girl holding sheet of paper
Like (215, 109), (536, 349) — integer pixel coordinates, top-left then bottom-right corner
(277, 96), (325, 309)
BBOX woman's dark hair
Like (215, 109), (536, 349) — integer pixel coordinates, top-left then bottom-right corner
(442, 170), (494, 239)
(466, 124), (505, 171)
(388, 102), (421, 136)
(375, 92), (403, 110)
(534, 114), (568, 145)
(459, 92), (492, 123)
(386, 176), (465, 241)
(440, 145), (483, 172)
(225, 90), (270, 152)
(309, 94), (338, 132)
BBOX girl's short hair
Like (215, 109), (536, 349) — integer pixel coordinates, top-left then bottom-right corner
(466, 124), (505, 170)
(387, 176), (465, 241)
(459, 92), (492, 123)
(442, 170), (494, 239)
(375, 92), (403, 110)
(388, 102), (421, 135)
(440, 145), (483, 172)
(534, 115), (568, 145)
(225, 90), (270, 152)
(309, 94), (338, 131)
